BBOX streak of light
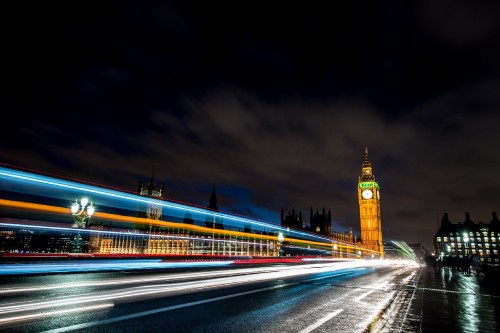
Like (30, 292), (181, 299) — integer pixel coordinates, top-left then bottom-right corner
(0, 259), (234, 275)
(0, 261), (390, 318)
(0, 167), (332, 243)
(0, 264), (302, 294)
(39, 283), (298, 333)
(0, 303), (114, 324)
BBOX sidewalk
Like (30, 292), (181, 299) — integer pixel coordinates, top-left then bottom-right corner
(402, 264), (500, 332)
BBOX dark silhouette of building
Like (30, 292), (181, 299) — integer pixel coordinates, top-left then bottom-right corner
(280, 208), (303, 230)
(205, 184), (224, 229)
(280, 206), (332, 237)
(309, 207), (332, 236)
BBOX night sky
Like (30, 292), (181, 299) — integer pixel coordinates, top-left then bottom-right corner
(2, 1), (500, 251)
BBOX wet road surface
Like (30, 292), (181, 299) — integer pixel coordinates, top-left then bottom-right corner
(0, 261), (418, 333)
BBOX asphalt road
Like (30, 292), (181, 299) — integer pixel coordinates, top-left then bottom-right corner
(0, 260), (420, 333)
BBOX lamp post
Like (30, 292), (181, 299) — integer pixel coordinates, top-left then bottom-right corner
(71, 197), (94, 228)
(70, 197), (94, 253)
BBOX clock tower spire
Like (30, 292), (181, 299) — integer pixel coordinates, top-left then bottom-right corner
(358, 147), (384, 258)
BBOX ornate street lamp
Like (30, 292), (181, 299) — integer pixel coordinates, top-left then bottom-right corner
(70, 197), (94, 253)
(71, 197), (94, 228)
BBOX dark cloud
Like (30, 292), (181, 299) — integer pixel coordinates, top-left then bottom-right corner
(2, 1), (500, 251)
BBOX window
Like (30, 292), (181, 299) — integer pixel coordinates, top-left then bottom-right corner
(437, 237), (441, 242)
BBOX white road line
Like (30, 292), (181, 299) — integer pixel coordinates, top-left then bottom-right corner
(354, 289), (375, 302)
(298, 309), (344, 333)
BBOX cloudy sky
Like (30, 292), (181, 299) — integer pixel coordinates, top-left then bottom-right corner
(2, 1), (500, 251)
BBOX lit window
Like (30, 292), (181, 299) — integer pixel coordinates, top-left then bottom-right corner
(444, 237), (448, 242)
(472, 249), (477, 254)
(457, 237), (461, 242)
(457, 243), (462, 248)
(485, 237), (489, 242)
(437, 237), (441, 242)
(451, 243), (455, 248)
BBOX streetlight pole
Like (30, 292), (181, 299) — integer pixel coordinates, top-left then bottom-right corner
(71, 197), (94, 228)
(70, 197), (94, 253)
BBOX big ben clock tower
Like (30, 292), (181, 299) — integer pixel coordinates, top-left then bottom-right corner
(358, 147), (384, 257)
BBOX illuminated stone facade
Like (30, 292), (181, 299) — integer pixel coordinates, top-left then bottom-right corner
(357, 148), (384, 257)
(434, 212), (500, 264)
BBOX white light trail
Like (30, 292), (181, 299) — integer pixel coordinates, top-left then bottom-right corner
(0, 303), (113, 325)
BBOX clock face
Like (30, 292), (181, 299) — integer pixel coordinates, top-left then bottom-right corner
(377, 190), (380, 200)
(362, 189), (373, 199)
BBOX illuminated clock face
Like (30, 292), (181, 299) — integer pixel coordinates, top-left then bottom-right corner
(362, 189), (373, 199)
(377, 190), (380, 200)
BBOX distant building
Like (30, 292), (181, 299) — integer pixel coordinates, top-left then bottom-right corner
(408, 243), (428, 262)
(280, 206), (332, 237)
(309, 207), (332, 236)
(280, 208), (303, 230)
(434, 212), (500, 264)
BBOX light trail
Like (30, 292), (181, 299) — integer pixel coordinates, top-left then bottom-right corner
(0, 303), (114, 325)
(0, 167), (333, 243)
(0, 261), (394, 322)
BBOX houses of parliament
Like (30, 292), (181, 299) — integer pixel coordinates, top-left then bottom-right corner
(281, 148), (384, 257)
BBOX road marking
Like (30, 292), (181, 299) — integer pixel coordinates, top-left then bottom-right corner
(298, 309), (344, 333)
(354, 289), (375, 302)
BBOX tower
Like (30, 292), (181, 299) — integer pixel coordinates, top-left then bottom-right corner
(358, 147), (384, 257)
(205, 184), (224, 229)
